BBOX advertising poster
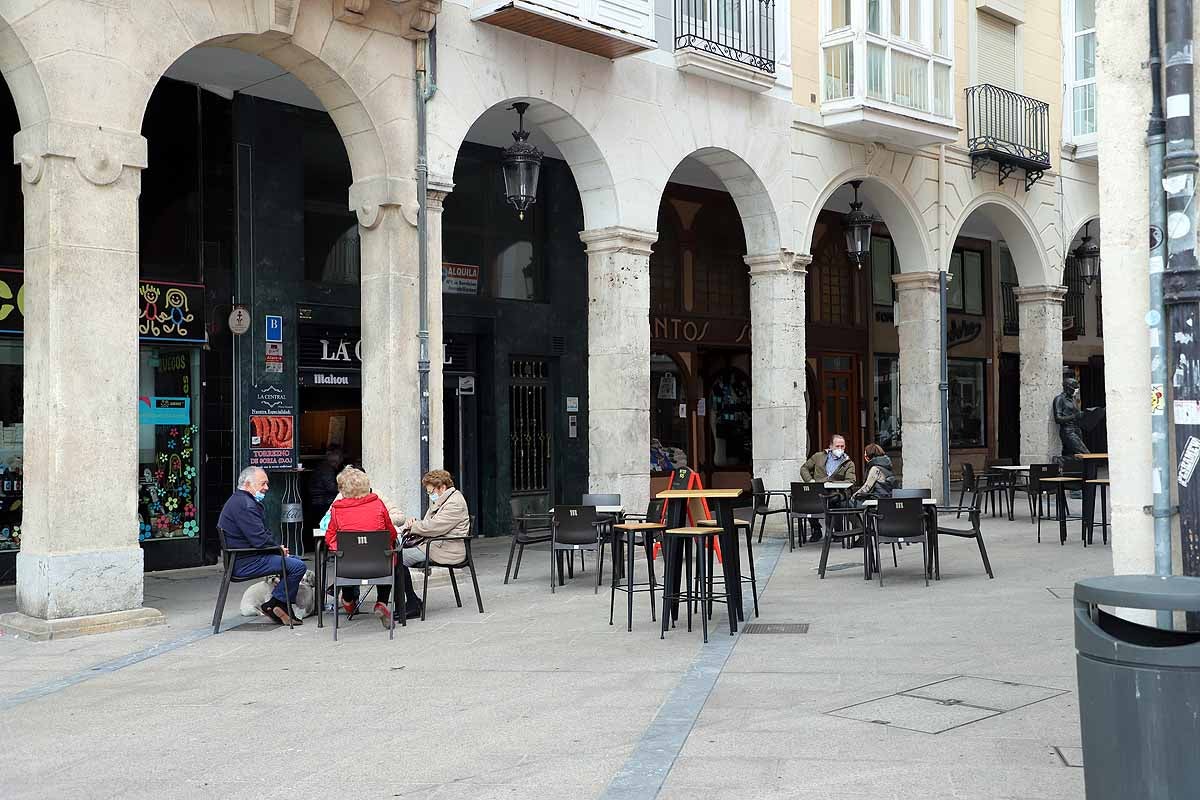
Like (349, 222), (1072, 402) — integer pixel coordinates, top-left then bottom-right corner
(443, 263), (480, 295)
(248, 384), (296, 470)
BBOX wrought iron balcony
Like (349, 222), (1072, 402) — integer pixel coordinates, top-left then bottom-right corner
(675, 0), (776, 75)
(966, 84), (1051, 191)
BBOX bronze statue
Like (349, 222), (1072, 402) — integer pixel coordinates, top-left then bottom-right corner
(1054, 375), (1090, 459)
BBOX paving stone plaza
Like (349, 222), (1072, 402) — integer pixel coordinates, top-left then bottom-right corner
(0, 517), (1101, 799)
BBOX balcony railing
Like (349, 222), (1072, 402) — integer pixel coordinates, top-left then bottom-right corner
(675, 0), (776, 73)
(1001, 281), (1019, 336)
(966, 84), (1050, 191)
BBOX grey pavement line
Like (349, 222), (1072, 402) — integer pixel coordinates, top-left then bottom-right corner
(0, 616), (257, 713)
(598, 537), (787, 800)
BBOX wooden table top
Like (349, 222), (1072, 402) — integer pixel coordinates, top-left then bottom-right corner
(1040, 476), (1083, 483)
(665, 526), (716, 535)
(862, 498), (937, 506)
(657, 488), (744, 499)
(1086, 478), (1110, 485)
(1076, 453), (1109, 460)
(824, 482), (855, 489)
(614, 522), (666, 531)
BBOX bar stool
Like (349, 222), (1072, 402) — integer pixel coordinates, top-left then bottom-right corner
(698, 517), (759, 618)
(610, 520), (665, 631)
(660, 526), (719, 643)
(1085, 479), (1110, 545)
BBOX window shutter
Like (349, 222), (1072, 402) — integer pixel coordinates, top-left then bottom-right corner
(976, 12), (1017, 90)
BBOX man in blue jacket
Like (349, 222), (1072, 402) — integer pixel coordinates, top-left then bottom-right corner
(218, 466), (305, 625)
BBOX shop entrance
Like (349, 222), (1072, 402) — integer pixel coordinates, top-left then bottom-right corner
(812, 352), (861, 460)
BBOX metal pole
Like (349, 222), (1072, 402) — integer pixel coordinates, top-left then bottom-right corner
(1162, 0), (1200, 623)
(416, 29), (438, 512)
(939, 271), (951, 503)
(1148, 0), (1175, 629)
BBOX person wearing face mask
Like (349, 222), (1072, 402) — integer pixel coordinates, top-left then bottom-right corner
(397, 469), (471, 617)
(217, 466), (307, 625)
(324, 466), (406, 626)
(799, 434), (858, 543)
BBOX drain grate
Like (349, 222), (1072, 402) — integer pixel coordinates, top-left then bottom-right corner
(743, 623), (809, 634)
(228, 622), (287, 633)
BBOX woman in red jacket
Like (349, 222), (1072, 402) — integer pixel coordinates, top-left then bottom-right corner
(325, 467), (400, 628)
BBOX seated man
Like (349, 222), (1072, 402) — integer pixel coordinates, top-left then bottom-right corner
(799, 434), (858, 543)
(398, 469), (471, 617)
(218, 466), (306, 626)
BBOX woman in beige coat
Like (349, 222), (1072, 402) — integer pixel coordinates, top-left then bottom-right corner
(397, 469), (471, 617)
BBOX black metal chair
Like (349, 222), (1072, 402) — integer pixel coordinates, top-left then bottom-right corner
(697, 507), (759, 618)
(550, 505), (602, 593)
(866, 498), (930, 587)
(585, 492), (622, 578)
(211, 527), (293, 634)
(416, 516), (484, 621)
(329, 529), (400, 640)
(505, 498), (551, 583)
(1027, 463), (1061, 542)
(957, 463), (1007, 519)
(788, 482), (828, 552)
(610, 499), (667, 630)
(935, 485), (995, 579)
(751, 477), (790, 543)
(819, 507), (870, 580)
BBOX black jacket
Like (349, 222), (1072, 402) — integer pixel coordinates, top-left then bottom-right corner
(855, 455), (896, 500)
(217, 490), (275, 550)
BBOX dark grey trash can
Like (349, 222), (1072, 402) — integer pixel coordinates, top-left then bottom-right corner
(1075, 575), (1200, 800)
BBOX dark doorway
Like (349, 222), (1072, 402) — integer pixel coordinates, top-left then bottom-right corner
(998, 353), (1020, 460)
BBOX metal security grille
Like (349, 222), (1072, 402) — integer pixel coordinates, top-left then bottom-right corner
(510, 359), (551, 495)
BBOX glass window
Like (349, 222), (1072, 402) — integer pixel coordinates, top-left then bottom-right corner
(907, 0), (921, 43)
(963, 250), (984, 315)
(933, 0), (949, 55)
(651, 354), (690, 473)
(891, 0), (902, 36)
(1071, 0), (1097, 137)
(138, 348), (201, 542)
(891, 50), (929, 112)
(867, 0), (882, 33)
(871, 236), (894, 306)
(933, 63), (952, 117)
(947, 251), (964, 309)
(948, 359), (986, 448)
(874, 354), (902, 450)
(0, 340), (21, 557)
(709, 368), (752, 467)
(824, 43), (854, 101)
(867, 44), (888, 100)
(832, 0), (851, 29)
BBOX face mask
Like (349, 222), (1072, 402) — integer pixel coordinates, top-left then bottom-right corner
(428, 491), (440, 504)
(253, 491), (266, 503)
(831, 448), (845, 459)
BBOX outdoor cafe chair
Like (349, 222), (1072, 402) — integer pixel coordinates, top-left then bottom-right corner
(820, 507), (870, 580)
(505, 498), (551, 584)
(788, 482), (829, 552)
(211, 526), (294, 634)
(958, 463), (1008, 519)
(866, 497), (930, 587)
(935, 484), (995, 579)
(329, 529), (400, 641)
(751, 477), (790, 543)
(416, 516), (484, 621)
(585, 492), (622, 579)
(550, 505), (602, 593)
(1026, 463), (1061, 537)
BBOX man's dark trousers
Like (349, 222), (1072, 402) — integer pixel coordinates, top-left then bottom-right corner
(235, 555), (306, 605)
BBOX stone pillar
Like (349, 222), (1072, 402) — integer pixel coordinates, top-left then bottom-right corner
(1014, 285), (1067, 464)
(354, 177), (423, 514)
(580, 227), (657, 515)
(893, 271), (943, 499)
(747, 251), (808, 490)
(426, 179), (452, 474)
(2, 122), (163, 638)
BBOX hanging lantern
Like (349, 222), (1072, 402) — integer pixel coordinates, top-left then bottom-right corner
(842, 180), (875, 269)
(1073, 221), (1101, 286)
(500, 102), (543, 221)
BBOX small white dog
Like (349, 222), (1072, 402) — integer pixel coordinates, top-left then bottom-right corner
(239, 570), (317, 620)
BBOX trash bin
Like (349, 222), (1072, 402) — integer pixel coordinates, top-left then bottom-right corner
(1074, 575), (1200, 800)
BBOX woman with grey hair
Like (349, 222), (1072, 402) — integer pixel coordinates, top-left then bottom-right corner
(324, 466), (403, 628)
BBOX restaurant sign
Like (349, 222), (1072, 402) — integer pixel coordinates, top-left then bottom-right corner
(652, 316), (751, 345)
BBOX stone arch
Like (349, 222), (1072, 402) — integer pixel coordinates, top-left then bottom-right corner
(1067, 214), (1100, 247)
(658, 147), (781, 257)
(803, 168), (933, 273)
(949, 192), (1054, 286)
(0, 14), (49, 130)
(438, 97), (620, 232)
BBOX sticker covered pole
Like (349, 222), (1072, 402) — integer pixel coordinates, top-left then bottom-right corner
(1162, 0), (1200, 612)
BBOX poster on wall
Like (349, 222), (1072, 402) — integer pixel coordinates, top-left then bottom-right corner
(443, 263), (480, 295)
(248, 384), (296, 470)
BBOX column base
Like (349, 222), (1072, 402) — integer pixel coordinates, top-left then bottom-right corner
(17, 547), (145, 619)
(0, 607), (165, 641)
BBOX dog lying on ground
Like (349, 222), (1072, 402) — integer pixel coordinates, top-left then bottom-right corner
(239, 570), (317, 619)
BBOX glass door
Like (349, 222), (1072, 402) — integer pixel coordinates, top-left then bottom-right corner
(817, 353), (860, 461)
(137, 347), (201, 543)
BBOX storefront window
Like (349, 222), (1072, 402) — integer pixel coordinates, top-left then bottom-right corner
(651, 354), (689, 473)
(874, 354), (902, 450)
(138, 348), (201, 541)
(871, 237), (895, 306)
(948, 359), (986, 448)
(709, 368), (752, 467)
(0, 340), (22, 555)
(948, 249), (985, 314)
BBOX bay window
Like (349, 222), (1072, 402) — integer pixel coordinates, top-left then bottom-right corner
(1067, 0), (1097, 141)
(821, 0), (955, 121)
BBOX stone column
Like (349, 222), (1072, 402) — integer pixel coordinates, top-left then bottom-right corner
(353, 177), (423, 514)
(426, 178), (452, 474)
(893, 271), (943, 499)
(3, 122), (163, 637)
(747, 251), (808, 490)
(579, 227), (657, 515)
(1014, 285), (1066, 464)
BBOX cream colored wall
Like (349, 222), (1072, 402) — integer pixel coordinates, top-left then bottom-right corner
(1022, 0), (1064, 170)
(792, 0), (821, 109)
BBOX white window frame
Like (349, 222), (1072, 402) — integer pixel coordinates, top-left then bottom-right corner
(1063, 0), (1097, 148)
(819, 0), (956, 122)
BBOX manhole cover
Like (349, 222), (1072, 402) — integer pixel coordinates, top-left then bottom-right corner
(743, 623), (809, 634)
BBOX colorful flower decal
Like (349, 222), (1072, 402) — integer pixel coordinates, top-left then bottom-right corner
(178, 484), (192, 500)
(183, 502), (196, 519)
(183, 520), (199, 537)
(170, 427), (179, 437)
(155, 468), (165, 482)
(158, 454), (168, 464)
(156, 514), (171, 531)
(189, 424), (198, 434)
(166, 439), (178, 451)
(139, 522), (152, 541)
(182, 448), (193, 459)
(165, 497), (178, 512)
(184, 466), (196, 481)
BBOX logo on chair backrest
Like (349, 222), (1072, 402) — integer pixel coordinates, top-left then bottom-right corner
(895, 502), (905, 509)
(569, 509), (578, 517)
(357, 536), (367, 544)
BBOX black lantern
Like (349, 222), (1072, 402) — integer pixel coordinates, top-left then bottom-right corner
(501, 102), (543, 221)
(1073, 221), (1101, 286)
(842, 180), (874, 268)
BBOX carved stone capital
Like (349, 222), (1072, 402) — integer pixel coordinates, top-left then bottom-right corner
(386, 0), (444, 39)
(349, 175), (418, 229)
(579, 227), (658, 256)
(13, 122), (147, 186)
(1013, 284), (1068, 305)
(745, 250), (806, 276)
(892, 270), (942, 293)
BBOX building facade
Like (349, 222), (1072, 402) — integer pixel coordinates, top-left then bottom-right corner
(0, 0), (1101, 633)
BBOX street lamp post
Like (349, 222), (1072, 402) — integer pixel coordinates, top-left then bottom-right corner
(501, 102), (543, 221)
(842, 180), (874, 268)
